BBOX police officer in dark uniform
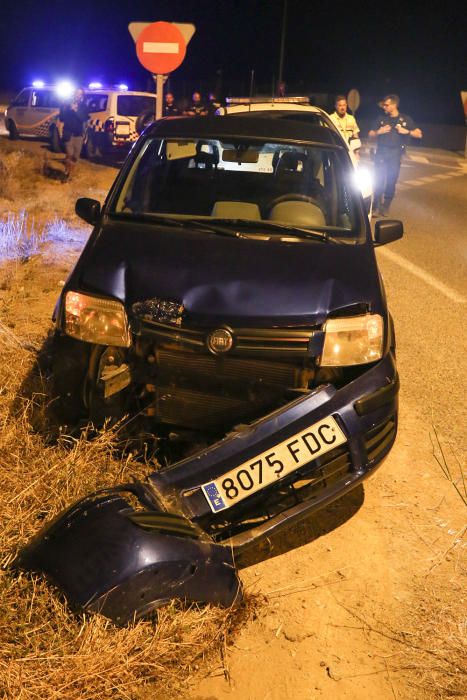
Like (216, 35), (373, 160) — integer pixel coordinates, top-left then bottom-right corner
(369, 94), (422, 216)
(164, 92), (180, 116)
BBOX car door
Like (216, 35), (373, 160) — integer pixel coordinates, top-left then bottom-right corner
(9, 89), (32, 133)
(28, 89), (61, 136)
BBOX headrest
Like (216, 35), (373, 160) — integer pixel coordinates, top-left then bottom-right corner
(211, 201), (261, 220)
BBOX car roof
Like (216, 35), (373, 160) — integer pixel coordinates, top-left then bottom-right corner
(147, 115), (344, 147)
(221, 102), (326, 116)
(85, 89), (155, 96)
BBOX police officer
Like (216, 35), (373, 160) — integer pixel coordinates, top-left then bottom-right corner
(184, 91), (208, 116)
(164, 92), (180, 116)
(369, 94), (422, 216)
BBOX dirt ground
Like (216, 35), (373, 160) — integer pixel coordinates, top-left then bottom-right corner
(0, 135), (465, 699)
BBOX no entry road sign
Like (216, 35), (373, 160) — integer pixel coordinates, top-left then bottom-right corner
(136, 21), (186, 74)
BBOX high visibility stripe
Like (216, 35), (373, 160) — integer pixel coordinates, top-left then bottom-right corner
(143, 41), (179, 54)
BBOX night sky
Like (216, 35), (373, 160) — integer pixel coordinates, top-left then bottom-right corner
(0, 0), (466, 122)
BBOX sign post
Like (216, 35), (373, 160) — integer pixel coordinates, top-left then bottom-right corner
(129, 21), (195, 120)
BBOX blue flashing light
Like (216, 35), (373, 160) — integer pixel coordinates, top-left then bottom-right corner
(118, 83), (129, 91)
(88, 82), (103, 89)
(32, 80), (45, 89)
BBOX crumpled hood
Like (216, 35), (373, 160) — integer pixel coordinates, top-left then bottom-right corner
(72, 219), (383, 327)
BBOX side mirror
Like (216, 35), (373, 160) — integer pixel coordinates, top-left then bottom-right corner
(373, 219), (404, 246)
(75, 198), (101, 226)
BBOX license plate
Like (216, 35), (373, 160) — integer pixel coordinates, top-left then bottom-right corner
(201, 415), (347, 513)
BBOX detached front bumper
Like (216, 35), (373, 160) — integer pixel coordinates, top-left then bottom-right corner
(150, 352), (399, 550)
(16, 353), (398, 624)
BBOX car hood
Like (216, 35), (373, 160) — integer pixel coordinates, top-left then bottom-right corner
(72, 219), (382, 327)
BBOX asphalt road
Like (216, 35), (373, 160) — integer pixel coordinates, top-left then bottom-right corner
(372, 150), (467, 456)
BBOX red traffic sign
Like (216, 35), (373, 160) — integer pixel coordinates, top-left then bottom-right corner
(136, 21), (186, 74)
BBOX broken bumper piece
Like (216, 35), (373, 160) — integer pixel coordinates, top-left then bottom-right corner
(15, 483), (242, 625)
(16, 354), (398, 624)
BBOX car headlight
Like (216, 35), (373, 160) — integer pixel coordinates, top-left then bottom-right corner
(354, 165), (373, 196)
(319, 314), (383, 366)
(64, 291), (130, 347)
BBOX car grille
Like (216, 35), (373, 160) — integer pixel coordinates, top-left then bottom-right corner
(194, 443), (352, 542)
(138, 319), (318, 358)
(155, 349), (303, 386)
(145, 348), (313, 429)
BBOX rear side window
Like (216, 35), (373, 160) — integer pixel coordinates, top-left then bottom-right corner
(85, 94), (108, 112)
(31, 90), (60, 108)
(117, 95), (156, 117)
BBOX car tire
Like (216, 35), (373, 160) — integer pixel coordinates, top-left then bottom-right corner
(85, 345), (131, 427)
(7, 120), (19, 140)
(84, 131), (98, 159)
(50, 334), (89, 426)
(49, 125), (62, 153)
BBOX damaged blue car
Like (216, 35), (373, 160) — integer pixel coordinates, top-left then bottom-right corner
(17, 115), (402, 624)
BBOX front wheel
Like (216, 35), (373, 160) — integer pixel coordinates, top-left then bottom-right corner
(50, 334), (89, 426)
(83, 131), (98, 159)
(7, 120), (19, 140)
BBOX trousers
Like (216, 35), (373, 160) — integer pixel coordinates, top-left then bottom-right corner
(374, 147), (402, 205)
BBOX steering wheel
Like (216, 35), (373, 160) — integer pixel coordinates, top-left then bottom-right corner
(267, 193), (324, 214)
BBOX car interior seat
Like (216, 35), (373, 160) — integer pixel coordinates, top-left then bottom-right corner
(211, 201), (261, 220)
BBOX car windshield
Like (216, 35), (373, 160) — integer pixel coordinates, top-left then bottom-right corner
(113, 136), (365, 242)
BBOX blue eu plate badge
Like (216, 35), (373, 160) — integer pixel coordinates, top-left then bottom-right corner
(202, 482), (227, 512)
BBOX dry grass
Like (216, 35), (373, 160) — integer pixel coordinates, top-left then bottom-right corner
(0, 212), (72, 262)
(0, 261), (252, 698)
(0, 147), (40, 202)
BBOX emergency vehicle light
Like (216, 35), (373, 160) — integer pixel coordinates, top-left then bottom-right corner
(32, 80), (45, 89)
(117, 84), (129, 91)
(88, 82), (103, 89)
(55, 80), (75, 99)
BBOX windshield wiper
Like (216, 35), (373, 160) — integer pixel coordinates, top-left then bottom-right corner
(208, 218), (330, 242)
(114, 212), (244, 237)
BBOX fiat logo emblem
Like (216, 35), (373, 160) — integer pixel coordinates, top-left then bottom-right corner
(207, 328), (233, 354)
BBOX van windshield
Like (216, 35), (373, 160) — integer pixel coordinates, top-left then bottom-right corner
(113, 137), (366, 242)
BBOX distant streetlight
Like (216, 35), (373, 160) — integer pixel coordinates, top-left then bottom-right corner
(278, 0), (288, 89)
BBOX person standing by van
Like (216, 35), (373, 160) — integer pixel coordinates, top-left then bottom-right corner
(330, 95), (360, 144)
(59, 88), (89, 179)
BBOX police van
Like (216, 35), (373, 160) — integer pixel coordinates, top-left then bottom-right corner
(217, 97), (373, 215)
(4, 83), (156, 156)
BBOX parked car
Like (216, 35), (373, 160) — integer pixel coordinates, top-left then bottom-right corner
(4, 84), (62, 146)
(17, 114), (402, 624)
(3, 83), (155, 155)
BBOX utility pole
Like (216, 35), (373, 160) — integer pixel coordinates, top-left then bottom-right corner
(278, 0), (288, 89)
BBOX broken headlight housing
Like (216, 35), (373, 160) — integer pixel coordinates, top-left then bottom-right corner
(319, 314), (383, 367)
(64, 291), (130, 347)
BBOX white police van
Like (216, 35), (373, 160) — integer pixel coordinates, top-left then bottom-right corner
(217, 97), (372, 214)
(4, 82), (155, 156)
